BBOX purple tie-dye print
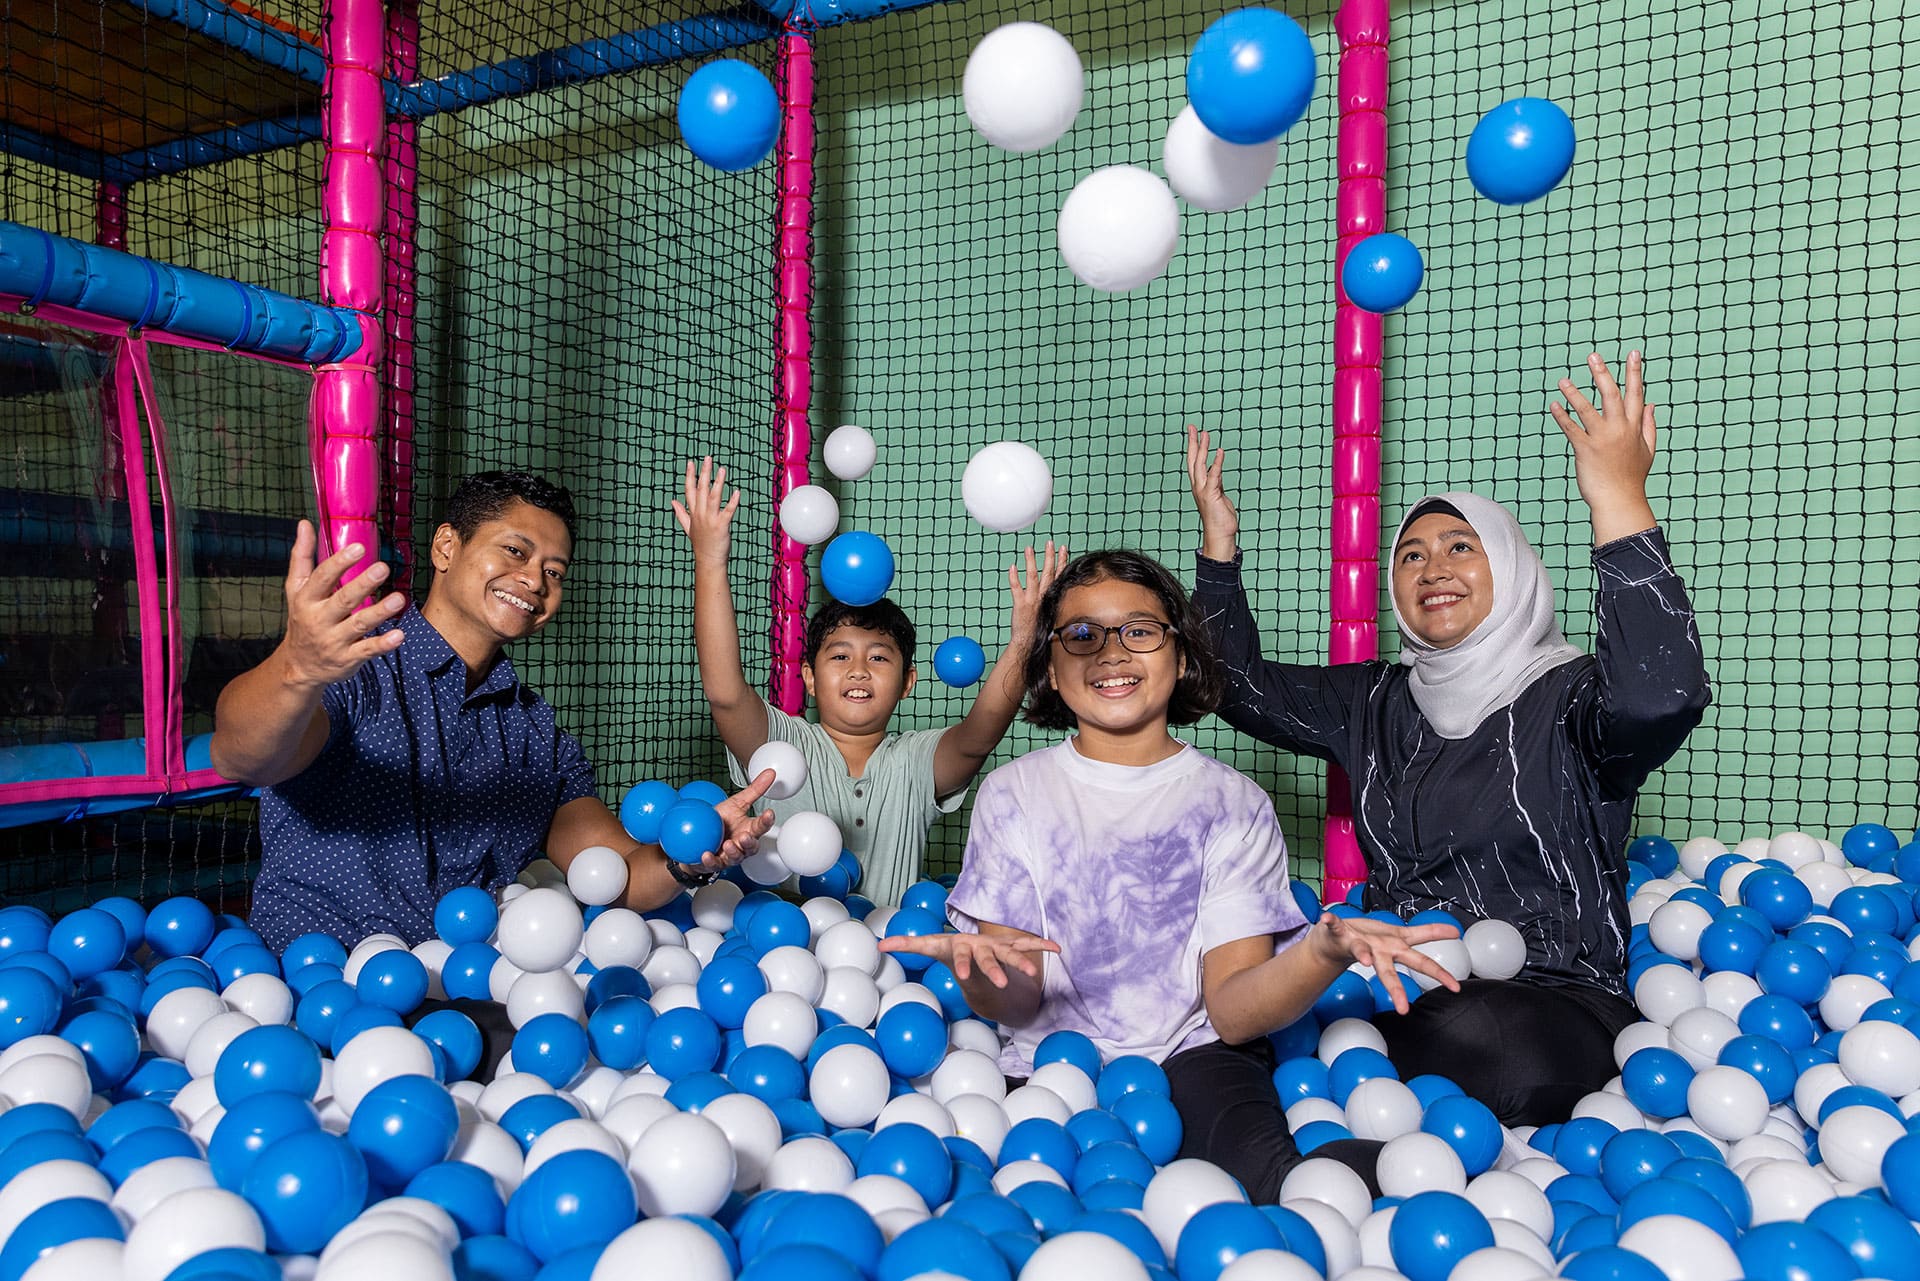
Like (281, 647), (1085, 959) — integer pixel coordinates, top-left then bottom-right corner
(947, 738), (1309, 1076)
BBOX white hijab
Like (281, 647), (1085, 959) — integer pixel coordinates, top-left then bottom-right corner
(1390, 492), (1583, 740)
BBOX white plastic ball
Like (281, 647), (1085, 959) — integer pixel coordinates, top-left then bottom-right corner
(184, 1011), (259, 1080)
(313, 1231), (449, 1281)
(452, 1118), (525, 1196)
(476, 1071), (554, 1121)
(20, 1236), (126, 1281)
(496, 886), (584, 973)
(409, 940), (452, 1001)
(1488, 1218), (1557, 1272)
(874, 1093), (954, 1137)
(878, 982), (942, 1021)
(742, 991), (819, 1058)
(872, 1204), (930, 1243)
(1743, 1157), (1836, 1224)
(1345, 1076), (1425, 1140)
(946, 1092), (1011, 1162)
(1028, 1062), (1098, 1116)
(343, 934), (406, 985)
(145, 986), (229, 1061)
(1797, 861), (1853, 908)
(931, 1049), (1006, 1105)
(819, 965), (882, 1029)
(740, 846), (792, 887)
(815, 918), (882, 976)
(1685, 1064), (1770, 1140)
(1614, 1213), (1742, 1281)
(601, 1093), (676, 1151)
(0, 1052), (92, 1118)
(0, 1034), (82, 1075)
(772, 811), (841, 878)
(112, 1155), (216, 1223)
(844, 1173), (929, 1219)
(584, 907), (653, 970)
(823, 424), (878, 481)
(1002, 1082), (1071, 1127)
(646, 919), (686, 949)
(1279, 1196), (1362, 1277)
(332, 1025), (438, 1115)
(506, 967), (585, 1027)
(1317, 1017), (1389, 1062)
(524, 1117), (625, 1178)
(591, 1218), (734, 1281)
(962, 22), (1083, 153)
(1615, 1020), (1671, 1068)
(1572, 1089), (1650, 1132)
(223, 972), (295, 1025)
(1023, 1232), (1155, 1281)
(1462, 920), (1528, 980)
(1444, 1247), (1544, 1281)
(778, 484), (839, 545)
(1057, 166), (1178, 293)
(487, 956), (525, 1003)
(1647, 903), (1715, 964)
(1816, 1104), (1906, 1185)
(1286, 1099), (1346, 1131)
(1141, 1157), (1248, 1256)
(641, 945), (702, 991)
(1838, 1018), (1920, 1096)
(809, 1044), (890, 1129)
(1667, 1006), (1740, 1070)
(800, 896), (850, 942)
(745, 740), (809, 801)
(1700, 971), (1761, 1021)
(693, 1091), (783, 1193)
(1377, 1131), (1468, 1197)
(682, 928), (725, 967)
(121, 1187), (265, 1281)
(1278, 1156), (1373, 1228)
(0, 1159), (111, 1242)
(565, 845), (629, 906)
(759, 945), (826, 1005)
(1505, 1158), (1569, 1192)
(627, 1111), (735, 1216)
(762, 1135), (855, 1192)
(1463, 1170), (1553, 1239)
(1163, 104), (1279, 212)
(947, 1017), (1001, 1059)
(992, 1159), (1070, 1194)
(1820, 974), (1893, 1032)
(1411, 937), (1473, 991)
(651, 983), (701, 1014)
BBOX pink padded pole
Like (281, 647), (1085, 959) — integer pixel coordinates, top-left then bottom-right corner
(384, 0), (421, 593)
(1325, 0), (1389, 904)
(770, 29), (816, 715)
(96, 183), (127, 250)
(316, 0), (384, 574)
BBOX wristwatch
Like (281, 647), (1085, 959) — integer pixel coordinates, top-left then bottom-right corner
(668, 859), (719, 889)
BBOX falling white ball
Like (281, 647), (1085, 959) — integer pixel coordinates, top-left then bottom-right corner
(1058, 166), (1180, 292)
(1163, 105), (1280, 212)
(745, 740), (808, 801)
(961, 441), (1053, 534)
(963, 22), (1084, 153)
(778, 484), (839, 545)
(824, 425), (877, 481)
(775, 810), (843, 877)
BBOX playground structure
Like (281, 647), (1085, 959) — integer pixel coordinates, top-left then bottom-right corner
(1, 0), (1913, 912)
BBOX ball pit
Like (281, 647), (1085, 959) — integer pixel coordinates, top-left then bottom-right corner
(3, 821), (1919, 1280)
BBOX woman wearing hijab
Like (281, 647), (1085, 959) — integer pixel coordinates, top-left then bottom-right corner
(1184, 352), (1711, 1124)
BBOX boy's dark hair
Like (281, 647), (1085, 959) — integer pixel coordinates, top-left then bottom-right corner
(445, 471), (578, 545)
(804, 598), (917, 668)
(1022, 549), (1222, 731)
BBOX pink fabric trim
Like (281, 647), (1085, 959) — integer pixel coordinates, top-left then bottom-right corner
(112, 348), (169, 781)
(1324, 0), (1390, 902)
(126, 339), (191, 780)
(770, 28), (816, 715)
(0, 768), (234, 807)
(384, 0), (422, 593)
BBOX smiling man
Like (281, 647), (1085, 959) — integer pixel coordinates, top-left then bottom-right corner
(212, 471), (770, 952)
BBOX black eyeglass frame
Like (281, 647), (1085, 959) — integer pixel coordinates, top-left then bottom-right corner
(1047, 619), (1179, 657)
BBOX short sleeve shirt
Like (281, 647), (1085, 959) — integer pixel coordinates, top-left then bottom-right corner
(252, 604), (597, 952)
(727, 703), (964, 908)
(947, 739), (1307, 1076)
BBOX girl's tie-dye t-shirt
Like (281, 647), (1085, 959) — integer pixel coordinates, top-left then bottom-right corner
(947, 738), (1309, 1076)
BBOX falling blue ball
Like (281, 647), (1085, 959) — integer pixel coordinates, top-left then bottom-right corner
(1186, 7), (1318, 145)
(820, 531), (896, 607)
(1342, 233), (1425, 314)
(934, 636), (987, 688)
(1465, 97), (1576, 205)
(678, 59), (780, 172)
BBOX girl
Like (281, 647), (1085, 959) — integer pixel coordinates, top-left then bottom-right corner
(878, 549), (1459, 1199)
(1185, 351), (1711, 1124)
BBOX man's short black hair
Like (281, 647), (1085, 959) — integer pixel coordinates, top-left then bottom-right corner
(445, 471), (578, 545)
(804, 598), (917, 668)
(1021, 549), (1222, 731)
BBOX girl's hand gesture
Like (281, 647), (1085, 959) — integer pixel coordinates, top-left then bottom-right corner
(1007, 542), (1068, 647)
(671, 457), (740, 565)
(1185, 424), (1239, 562)
(1310, 913), (1463, 1015)
(1551, 352), (1660, 545)
(878, 929), (1061, 989)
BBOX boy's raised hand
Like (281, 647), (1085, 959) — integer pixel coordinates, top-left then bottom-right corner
(671, 456), (741, 564)
(1007, 542), (1068, 644)
(1185, 424), (1239, 562)
(279, 519), (407, 690)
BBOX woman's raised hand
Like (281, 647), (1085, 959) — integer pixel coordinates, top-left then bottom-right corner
(1551, 352), (1660, 545)
(1186, 424), (1239, 562)
(1309, 913), (1463, 1015)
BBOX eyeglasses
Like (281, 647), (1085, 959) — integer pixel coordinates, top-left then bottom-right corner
(1049, 619), (1178, 656)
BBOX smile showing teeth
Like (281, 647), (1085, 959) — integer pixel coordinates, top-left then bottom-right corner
(492, 588), (535, 614)
(1422, 594), (1462, 608)
(1092, 676), (1140, 689)
(844, 689), (872, 701)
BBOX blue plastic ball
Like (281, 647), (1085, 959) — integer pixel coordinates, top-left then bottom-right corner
(933, 637), (988, 688)
(1111, 1088), (1183, 1165)
(1388, 1191), (1495, 1281)
(453, 1235), (541, 1281)
(1420, 1093), (1502, 1176)
(142, 897), (216, 958)
(1757, 938), (1832, 1006)
(1615, 1178), (1736, 1242)
(1097, 1054), (1171, 1109)
(678, 780), (729, 806)
(1844, 823), (1901, 866)
(329, 1003), (404, 1055)
(214, 1023), (323, 1107)
(645, 1006), (723, 1079)
(584, 995), (654, 1072)
(819, 531), (896, 607)
(60, 1007), (141, 1090)
(1717, 1033), (1798, 1104)
(347, 1073), (460, 1186)
(1558, 1245), (1669, 1281)
(678, 59), (780, 172)
(1071, 1139), (1156, 1194)
(999, 1117), (1080, 1180)
(434, 887), (499, 947)
(443, 943), (502, 1002)
(1071, 1208), (1164, 1265)
(507, 1149), (639, 1263)
(115, 1054), (191, 1103)
(1664, 1156), (1752, 1231)
(85, 1097), (179, 1154)
(1185, 7), (1317, 145)
(1342, 233), (1425, 314)
(1465, 97), (1576, 205)
(1312, 970), (1374, 1024)
(1175, 1201), (1285, 1281)
(584, 965), (650, 1013)
(1070, 1110), (1135, 1154)
(746, 900), (810, 956)
(501, 1095), (581, 1152)
(1627, 835), (1679, 877)
(0, 964), (63, 1050)
(96, 1123), (200, 1184)
(1597, 1129), (1681, 1203)
(208, 1090), (321, 1191)
(858, 1123), (954, 1208)
(727, 1045), (805, 1102)
(879, 1215), (1013, 1281)
(660, 800), (725, 864)
(1326, 1046), (1397, 1106)
(696, 955), (768, 1030)
(1033, 1029), (1101, 1080)
(0, 1196), (126, 1277)
(619, 780), (682, 844)
(413, 1008), (484, 1083)
(875, 1002), (947, 1079)
(0, 906), (52, 958)
(1736, 1220), (1865, 1281)
(515, 1013), (591, 1088)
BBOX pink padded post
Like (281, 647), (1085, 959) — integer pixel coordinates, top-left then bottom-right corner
(384, 0), (421, 592)
(1325, 0), (1389, 904)
(316, 0), (384, 575)
(771, 29), (816, 715)
(96, 183), (127, 250)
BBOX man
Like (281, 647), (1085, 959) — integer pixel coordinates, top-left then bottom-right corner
(212, 471), (770, 951)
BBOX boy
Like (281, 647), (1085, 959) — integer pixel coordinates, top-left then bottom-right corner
(673, 457), (1060, 906)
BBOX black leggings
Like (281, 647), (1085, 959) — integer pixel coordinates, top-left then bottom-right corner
(1165, 1036), (1382, 1202)
(1370, 979), (1635, 1126)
